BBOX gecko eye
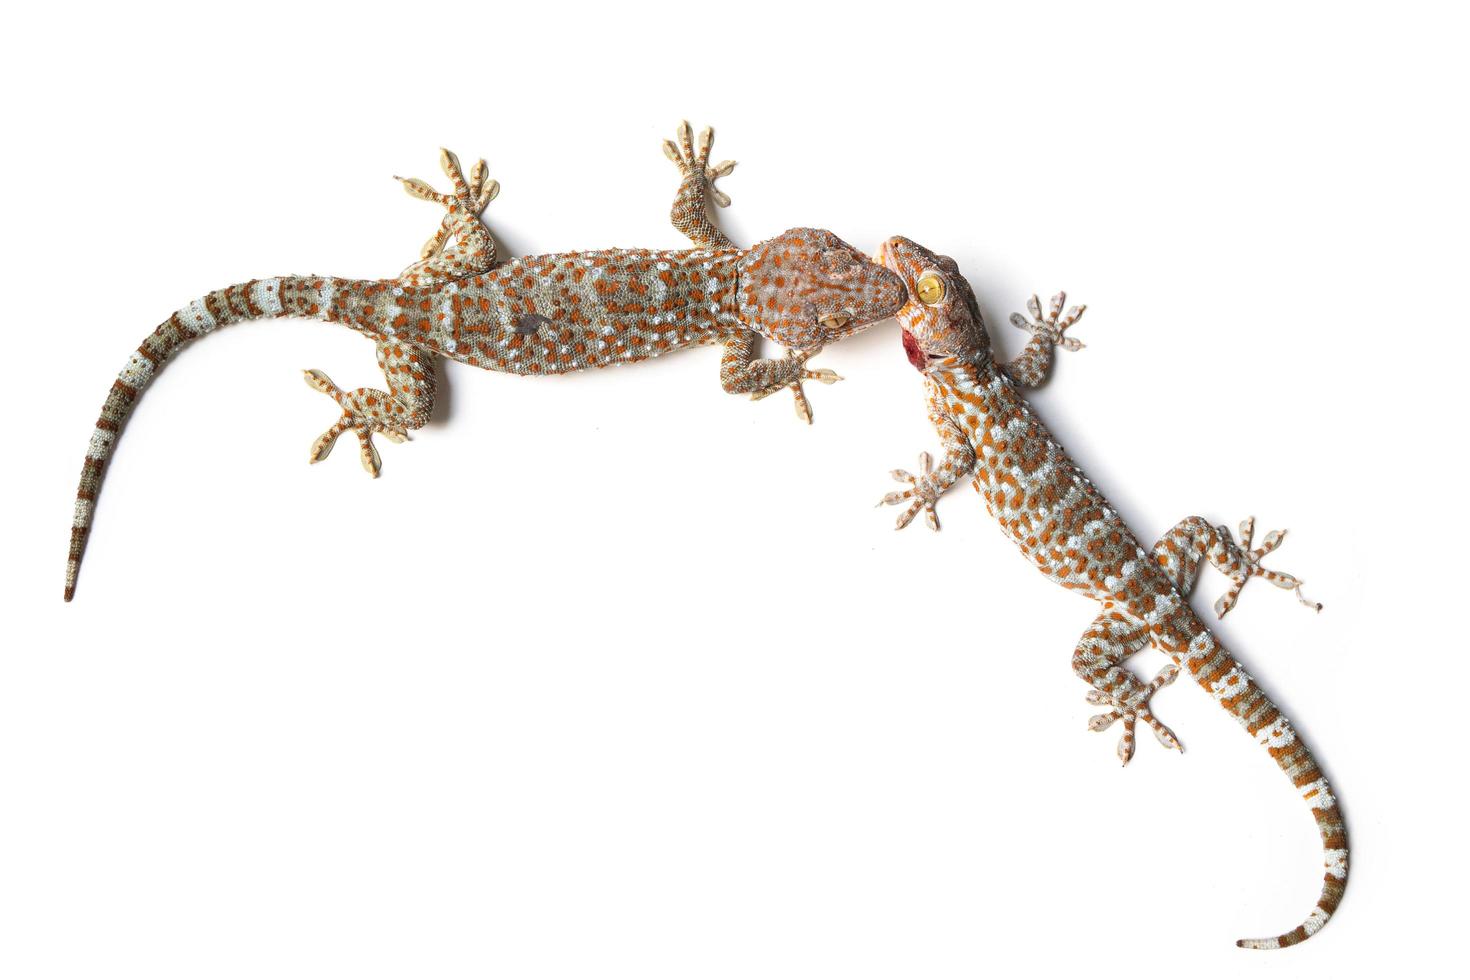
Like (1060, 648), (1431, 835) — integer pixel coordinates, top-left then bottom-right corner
(916, 271), (946, 306)
(818, 313), (852, 329)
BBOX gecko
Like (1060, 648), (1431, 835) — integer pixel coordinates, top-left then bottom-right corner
(874, 237), (1344, 949)
(64, 122), (905, 601)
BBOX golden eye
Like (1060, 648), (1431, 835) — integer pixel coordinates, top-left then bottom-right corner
(916, 271), (946, 306)
(818, 313), (851, 329)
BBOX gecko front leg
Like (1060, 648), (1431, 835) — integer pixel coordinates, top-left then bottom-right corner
(663, 122), (837, 422)
(878, 414), (976, 530)
(716, 335), (842, 424)
(304, 340), (436, 477)
(662, 120), (737, 249)
(1000, 291), (1087, 387)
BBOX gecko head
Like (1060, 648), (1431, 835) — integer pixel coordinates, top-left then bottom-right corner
(875, 236), (991, 370)
(735, 228), (905, 351)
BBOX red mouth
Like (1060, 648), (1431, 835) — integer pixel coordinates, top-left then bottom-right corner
(901, 328), (928, 371)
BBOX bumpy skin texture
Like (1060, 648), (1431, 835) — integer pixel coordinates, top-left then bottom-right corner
(64, 123), (904, 600)
(875, 237), (1343, 950)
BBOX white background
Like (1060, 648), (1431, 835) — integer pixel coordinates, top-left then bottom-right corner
(2, 2), (1465, 977)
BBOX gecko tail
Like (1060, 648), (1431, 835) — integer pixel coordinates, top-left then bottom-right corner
(64, 275), (362, 601)
(1169, 617), (1348, 949)
(1234, 798), (1348, 948)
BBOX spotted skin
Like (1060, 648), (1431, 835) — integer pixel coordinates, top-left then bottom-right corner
(875, 237), (1343, 950)
(64, 123), (905, 601)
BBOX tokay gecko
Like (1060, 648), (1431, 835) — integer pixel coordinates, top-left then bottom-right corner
(64, 123), (904, 600)
(875, 236), (1343, 949)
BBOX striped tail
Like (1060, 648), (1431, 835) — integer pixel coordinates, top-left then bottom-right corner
(64, 275), (367, 601)
(1169, 610), (1348, 949)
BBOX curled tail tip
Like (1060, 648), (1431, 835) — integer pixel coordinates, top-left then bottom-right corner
(1234, 907), (1333, 950)
(1235, 934), (1302, 951)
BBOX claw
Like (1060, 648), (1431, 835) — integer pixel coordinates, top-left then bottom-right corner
(752, 348), (832, 424)
(308, 415), (391, 477)
(878, 453), (942, 531)
(474, 178), (500, 214)
(1214, 517), (1322, 617)
(303, 368), (339, 395)
(792, 384), (813, 425)
(398, 148), (497, 218)
(304, 369), (407, 477)
(1048, 291), (1066, 321)
(665, 120), (735, 208)
(1011, 289), (1088, 351)
(1086, 664), (1183, 764)
(357, 429), (382, 477)
(309, 419), (347, 464)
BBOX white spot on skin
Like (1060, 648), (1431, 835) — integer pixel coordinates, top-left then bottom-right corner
(118, 352), (154, 387)
(250, 278), (283, 315)
(73, 498), (93, 528)
(178, 297), (217, 335)
(1258, 724), (1297, 750)
(1298, 777), (1335, 808)
(1211, 670), (1250, 700)
(86, 428), (114, 459)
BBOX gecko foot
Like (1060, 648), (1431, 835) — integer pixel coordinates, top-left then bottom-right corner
(1214, 517), (1323, 618)
(1009, 291), (1087, 351)
(395, 147), (499, 270)
(877, 452), (944, 531)
(748, 347), (841, 424)
(303, 369), (409, 478)
(662, 120), (737, 208)
(1086, 665), (1184, 765)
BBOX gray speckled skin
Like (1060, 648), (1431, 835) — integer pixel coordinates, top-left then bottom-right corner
(64, 124), (904, 601)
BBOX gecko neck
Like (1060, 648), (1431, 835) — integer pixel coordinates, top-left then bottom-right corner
(924, 352), (998, 385)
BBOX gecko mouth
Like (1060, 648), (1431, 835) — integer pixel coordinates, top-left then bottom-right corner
(901, 328), (929, 371)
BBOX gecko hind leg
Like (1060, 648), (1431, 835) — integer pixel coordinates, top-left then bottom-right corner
(304, 340), (436, 477)
(1074, 611), (1183, 765)
(396, 148), (500, 283)
(1153, 516), (1322, 619)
